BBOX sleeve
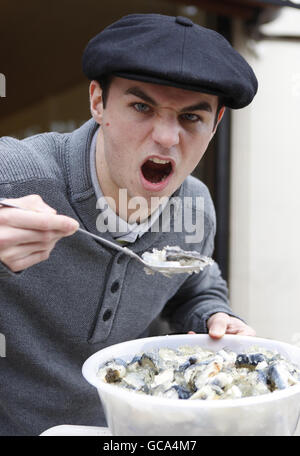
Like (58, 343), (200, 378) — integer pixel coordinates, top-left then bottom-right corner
(161, 214), (244, 334)
(0, 135), (52, 279)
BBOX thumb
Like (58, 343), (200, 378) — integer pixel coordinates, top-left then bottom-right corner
(207, 313), (229, 339)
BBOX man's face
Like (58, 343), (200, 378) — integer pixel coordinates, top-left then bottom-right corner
(91, 77), (222, 215)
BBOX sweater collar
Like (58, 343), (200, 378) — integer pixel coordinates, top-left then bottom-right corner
(67, 118), (98, 199)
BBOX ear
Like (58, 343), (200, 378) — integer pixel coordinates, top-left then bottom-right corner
(89, 80), (104, 124)
(212, 106), (226, 135)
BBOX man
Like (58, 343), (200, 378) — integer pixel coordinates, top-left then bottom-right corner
(0, 14), (257, 435)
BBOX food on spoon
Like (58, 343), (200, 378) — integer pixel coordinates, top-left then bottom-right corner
(141, 245), (214, 276)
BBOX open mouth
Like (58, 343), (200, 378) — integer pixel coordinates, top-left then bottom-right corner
(141, 157), (173, 184)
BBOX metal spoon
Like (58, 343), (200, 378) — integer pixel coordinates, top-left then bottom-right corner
(0, 199), (213, 276)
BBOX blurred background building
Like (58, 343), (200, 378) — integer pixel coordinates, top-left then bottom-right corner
(1, 0), (300, 343)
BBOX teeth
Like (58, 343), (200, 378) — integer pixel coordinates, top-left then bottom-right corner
(149, 157), (170, 164)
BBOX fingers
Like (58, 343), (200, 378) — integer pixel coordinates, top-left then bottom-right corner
(0, 240), (57, 261)
(1, 240), (57, 272)
(207, 313), (257, 339)
(1, 195), (57, 213)
(0, 207), (78, 233)
(188, 314), (256, 339)
(225, 316), (256, 337)
(207, 312), (230, 339)
(7, 249), (53, 272)
(0, 226), (62, 248)
(0, 195), (78, 233)
(0, 194), (79, 271)
(226, 325), (256, 337)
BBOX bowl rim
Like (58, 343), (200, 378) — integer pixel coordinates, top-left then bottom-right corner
(82, 334), (300, 408)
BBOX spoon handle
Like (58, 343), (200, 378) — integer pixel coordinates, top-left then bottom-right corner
(77, 227), (142, 262)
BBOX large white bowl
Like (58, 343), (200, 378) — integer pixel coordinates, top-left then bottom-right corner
(82, 334), (300, 436)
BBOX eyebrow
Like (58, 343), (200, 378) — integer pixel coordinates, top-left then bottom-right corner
(125, 86), (213, 113)
(125, 87), (158, 106)
(181, 101), (212, 113)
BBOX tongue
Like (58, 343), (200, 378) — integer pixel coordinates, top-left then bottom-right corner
(142, 160), (172, 183)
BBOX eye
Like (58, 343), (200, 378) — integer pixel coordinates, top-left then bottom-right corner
(180, 113), (201, 123)
(132, 102), (151, 113)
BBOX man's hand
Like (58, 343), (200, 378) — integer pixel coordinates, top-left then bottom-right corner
(188, 312), (256, 339)
(0, 195), (79, 272)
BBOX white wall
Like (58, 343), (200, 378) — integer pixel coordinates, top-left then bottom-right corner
(230, 8), (300, 344)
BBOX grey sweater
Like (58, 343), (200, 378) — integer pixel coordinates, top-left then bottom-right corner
(0, 119), (238, 435)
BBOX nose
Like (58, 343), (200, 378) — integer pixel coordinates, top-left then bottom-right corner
(151, 114), (180, 149)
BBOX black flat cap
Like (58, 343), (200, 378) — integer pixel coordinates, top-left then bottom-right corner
(82, 14), (258, 109)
